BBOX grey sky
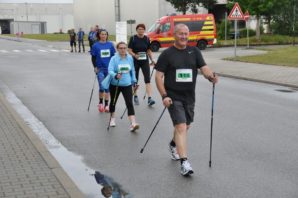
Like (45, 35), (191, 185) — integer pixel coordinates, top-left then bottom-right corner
(0, 0), (73, 3)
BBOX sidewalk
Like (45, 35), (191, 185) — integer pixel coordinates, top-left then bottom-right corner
(0, 92), (84, 198)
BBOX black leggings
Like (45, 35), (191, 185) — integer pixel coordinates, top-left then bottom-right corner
(134, 61), (150, 83)
(109, 84), (135, 116)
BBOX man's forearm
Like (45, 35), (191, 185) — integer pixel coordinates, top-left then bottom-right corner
(155, 71), (167, 97)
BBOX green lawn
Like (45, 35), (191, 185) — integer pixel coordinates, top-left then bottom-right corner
(225, 46), (298, 67)
(216, 34), (297, 46)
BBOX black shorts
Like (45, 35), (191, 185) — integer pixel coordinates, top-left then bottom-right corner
(70, 40), (76, 46)
(168, 100), (195, 126)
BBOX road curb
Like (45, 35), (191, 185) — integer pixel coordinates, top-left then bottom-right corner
(217, 73), (298, 89)
(0, 92), (85, 198)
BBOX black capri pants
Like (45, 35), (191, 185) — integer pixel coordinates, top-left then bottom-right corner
(134, 60), (150, 84)
(109, 84), (135, 116)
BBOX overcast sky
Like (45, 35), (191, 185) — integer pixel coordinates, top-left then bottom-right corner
(0, 0), (73, 3)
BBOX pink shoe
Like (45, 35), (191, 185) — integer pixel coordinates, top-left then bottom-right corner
(98, 104), (104, 112)
(105, 106), (109, 113)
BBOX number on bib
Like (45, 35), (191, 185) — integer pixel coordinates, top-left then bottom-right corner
(176, 69), (192, 82)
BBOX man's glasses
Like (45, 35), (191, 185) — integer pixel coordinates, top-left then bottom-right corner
(118, 47), (127, 50)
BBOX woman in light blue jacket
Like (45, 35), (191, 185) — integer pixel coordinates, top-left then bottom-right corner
(108, 42), (139, 132)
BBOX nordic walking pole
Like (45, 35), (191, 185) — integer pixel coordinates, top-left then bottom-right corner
(140, 106), (167, 153)
(209, 73), (216, 167)
(107, 79), (119, 131)
(87, 75), (97, 112)
(120, 84), (139, 119)
(143, 67), (155, 100)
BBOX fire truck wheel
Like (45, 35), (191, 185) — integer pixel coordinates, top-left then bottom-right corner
(150, 42), (160, 52)
(197, 40), (207, 50)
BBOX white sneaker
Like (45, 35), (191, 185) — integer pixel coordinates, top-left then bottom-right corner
(109, 118), (116, 127)
(169, 143), (180, 160)
(130, 123), (139, 132)
(180, 160), (194, 176)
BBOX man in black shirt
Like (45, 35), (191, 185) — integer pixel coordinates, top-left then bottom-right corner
(69, 29), (77, 53)
(155, 23), (218, 176)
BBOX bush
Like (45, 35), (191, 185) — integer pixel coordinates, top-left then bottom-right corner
(217, 19), (231, 40)
(239, 28), (256, 38)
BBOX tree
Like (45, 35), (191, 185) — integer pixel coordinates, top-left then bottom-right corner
(165, 0), (217, 14)
(227, 0), (290, 40)
(165, 0), (193, 14)
(271, 0), (298, 36)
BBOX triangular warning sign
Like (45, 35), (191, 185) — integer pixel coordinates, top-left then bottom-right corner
(228, 2), (244, 20)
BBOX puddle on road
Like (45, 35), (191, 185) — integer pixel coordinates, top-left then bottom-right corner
(0, 81), (132, 198)
(275, 89), (296, 93)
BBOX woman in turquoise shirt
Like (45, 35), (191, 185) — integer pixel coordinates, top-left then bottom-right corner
(108, 42), (139, 132)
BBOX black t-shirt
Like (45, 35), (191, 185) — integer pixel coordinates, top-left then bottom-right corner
(128, 35), (150, 63)
(155, 46), (206, 103)
(69, 32), (76, 41)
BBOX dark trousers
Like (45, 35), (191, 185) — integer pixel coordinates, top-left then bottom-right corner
(89, 39), (93, 50)
(109, 84), (135, 116)
(78, 40), (85, 52)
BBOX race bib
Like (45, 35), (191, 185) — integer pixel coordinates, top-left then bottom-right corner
(176, 69), (192, 82)
(118, 64), (131, 73)
(100, 49), (110, 58)
(138, 52), (147, 60)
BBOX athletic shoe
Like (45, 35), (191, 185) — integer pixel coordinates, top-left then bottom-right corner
(134, 96), (139, 105)
(148, 98), (155, 106)
(104, 106), (109, 113)
(180, 160), (194, 176)
(98, 104), (104, 113)
(130, 123), (139, 132)
(169, 143), (180, 160)
(109, 118), (116, 127)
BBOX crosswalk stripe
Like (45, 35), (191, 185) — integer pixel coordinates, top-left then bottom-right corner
(38, 49), (48, 53)
(0, 49), (73, 53)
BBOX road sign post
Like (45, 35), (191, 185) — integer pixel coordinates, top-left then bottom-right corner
(127, 19), (136, 36)
(244, 11), (250, 49)
(228, 2), (244, 57)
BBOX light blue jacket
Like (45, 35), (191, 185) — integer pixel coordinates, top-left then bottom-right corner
(108, 53), (137, 87)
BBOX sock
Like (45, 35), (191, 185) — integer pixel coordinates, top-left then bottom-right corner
(105, 100), (109, 106)
(99, 98), (103, 104)
(170, 140), (176, 147)
(180, 158), (187, 165)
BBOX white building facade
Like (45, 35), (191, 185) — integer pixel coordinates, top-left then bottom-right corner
(73, 0), (213, 35)
(0, 3), (74, 34)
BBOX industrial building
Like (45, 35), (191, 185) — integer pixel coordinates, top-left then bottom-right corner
(0, 0), (228, 35)
(0, 2), (73, 34)
(73, 0), (227, 35)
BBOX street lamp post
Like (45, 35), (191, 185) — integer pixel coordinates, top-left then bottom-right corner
(25, 2), (28, 21)
(293, 0), (296, 45)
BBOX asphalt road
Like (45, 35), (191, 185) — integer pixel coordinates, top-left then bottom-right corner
(0, 39), (298, 198)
